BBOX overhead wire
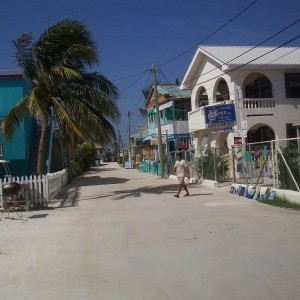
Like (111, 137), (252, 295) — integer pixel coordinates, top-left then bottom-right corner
(156, 46), (300, 110)
(119, 69), (149, 95)
(182, 17), (300, 86)
(110, 0), (260, 82)
(116, 3), (300, 136)
(158, 0), (260, 67)
(183, 34), (300, 93)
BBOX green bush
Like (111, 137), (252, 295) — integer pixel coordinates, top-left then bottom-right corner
(278, 146), (300, 191)
(195, 148), (229, 181)
(70, 159), (81, 178)
(77, 141), (96, 171)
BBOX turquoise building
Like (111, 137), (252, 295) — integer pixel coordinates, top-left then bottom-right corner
(0, 71), (35, 177)
(143, 84), (192, 155)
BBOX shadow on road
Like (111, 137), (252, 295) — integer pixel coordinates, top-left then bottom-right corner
(67, 176), (129, 187)
(29, 214), (49, 219)
(111, 184), (211, 200)
(54, 166), (213, 207)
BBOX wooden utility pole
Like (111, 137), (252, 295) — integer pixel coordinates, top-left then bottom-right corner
(151, 64), (164, 178)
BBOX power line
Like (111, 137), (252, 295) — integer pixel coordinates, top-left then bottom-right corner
(119, 70), (149, 94)
(183, 17), (300, 85)
(185, 34), (300, 93)
(191, 46), (300, 98)
(158, 0), (260, 67)
(110, 0), (260, 82)
(151, 47), (300, 109)
(112, 69), (149, 82)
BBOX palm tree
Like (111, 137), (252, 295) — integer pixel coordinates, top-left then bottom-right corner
(1, 19), (120, 175)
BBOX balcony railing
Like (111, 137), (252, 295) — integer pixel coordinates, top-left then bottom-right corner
(243, 98), (275, 109)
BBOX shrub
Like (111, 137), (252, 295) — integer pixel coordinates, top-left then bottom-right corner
(195, 148), (229, 181)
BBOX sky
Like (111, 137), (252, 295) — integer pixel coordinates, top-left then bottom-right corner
(0, 0), (300, 145)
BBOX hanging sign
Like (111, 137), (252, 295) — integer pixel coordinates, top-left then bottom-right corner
(210, 127), (233, 133)
(204, 104), (236, 128)
(233, 130), (247, 138)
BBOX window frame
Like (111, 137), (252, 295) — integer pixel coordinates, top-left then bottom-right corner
(285, 73), (300, 98)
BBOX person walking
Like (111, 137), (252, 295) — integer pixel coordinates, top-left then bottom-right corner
(170, 152), (190, 198)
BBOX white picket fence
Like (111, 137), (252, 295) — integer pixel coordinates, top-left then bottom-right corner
(0, 169), (68, 208)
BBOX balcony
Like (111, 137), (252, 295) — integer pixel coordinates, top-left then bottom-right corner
(242, 98), (276, 114)
(188, 107), (206, 131)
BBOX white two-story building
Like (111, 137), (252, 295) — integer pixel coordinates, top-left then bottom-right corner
(181, 45), (300, 150)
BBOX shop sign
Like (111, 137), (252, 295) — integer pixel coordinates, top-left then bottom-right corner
(204, 104), (236, 128)
(233, 130), (247, 138)
(210, 127), (233, 133)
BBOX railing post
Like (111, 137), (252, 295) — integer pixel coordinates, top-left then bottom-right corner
(213, 148), (217, 182)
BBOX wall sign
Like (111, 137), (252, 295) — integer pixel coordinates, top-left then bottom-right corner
(204, 104), (236, 128)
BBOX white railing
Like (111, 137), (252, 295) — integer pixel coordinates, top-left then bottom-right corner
(188, 108), (206, 131)
(0, 168), (68, 208)
(243, 98), (275, 109)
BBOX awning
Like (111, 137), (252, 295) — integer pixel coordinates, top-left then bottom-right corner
(142, 135), (152, 142)
(147, 108), (155, 115)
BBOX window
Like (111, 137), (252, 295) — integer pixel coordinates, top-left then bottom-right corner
(148, 113), (155, 123)
(160, 110), (164, 119)
(245, 76), (272, 98)
(198, 88), (208, 107)
(177, 137), (191, 150)
(286, 123), (297, 139)
(199, 95), (208, 107)
(285, 73), (300, 98)
(216, 79), (230, 102)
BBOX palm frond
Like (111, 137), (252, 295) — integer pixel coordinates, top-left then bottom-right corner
(12, 33), (37, 79)
(81, 72), (119, 99)
(61, 85), (120, 122)
(59, 95), (117, 143)
(1, 96), (30, 139)
(51, 66), (82, 81)
(28, 86), (49, 123)
(52, 97), (86, 139)
(34, 19), (98, 72)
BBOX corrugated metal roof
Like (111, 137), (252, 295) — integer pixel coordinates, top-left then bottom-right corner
(157, 84), (191, 97)
(199, 45), (300, 66)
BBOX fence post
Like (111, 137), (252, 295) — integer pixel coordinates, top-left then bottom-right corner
(213, 148), (217, 182)
(275, 140), (279, 189)
(271, 141), (276, 188)
(232, 146), (236, 183)
(43, 174), (48, 205)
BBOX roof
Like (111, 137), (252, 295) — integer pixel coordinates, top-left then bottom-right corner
(199, 45), (300, 66)
(157, 84), (191, 97)
(0, 70), (23, 78)
(146, 84), (191, 108)
(130, 131), (148, 139)
(181, 45), (300, 89)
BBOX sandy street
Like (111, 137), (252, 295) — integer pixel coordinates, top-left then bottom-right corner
(1, 162), (300, 300)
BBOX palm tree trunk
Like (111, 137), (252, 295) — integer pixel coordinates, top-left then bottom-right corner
(66, 146), (72, 184)
(37, 121), (48, 175)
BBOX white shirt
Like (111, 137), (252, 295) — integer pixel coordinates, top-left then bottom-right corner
(174, 159), (188, 177)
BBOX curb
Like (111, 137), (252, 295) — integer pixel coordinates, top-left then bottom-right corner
(168, 175), (219, 188)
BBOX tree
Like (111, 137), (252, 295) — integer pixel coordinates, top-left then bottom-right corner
(1, 19), (120, 174)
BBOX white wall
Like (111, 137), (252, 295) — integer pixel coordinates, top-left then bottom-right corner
(189, 63), (300, 147)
